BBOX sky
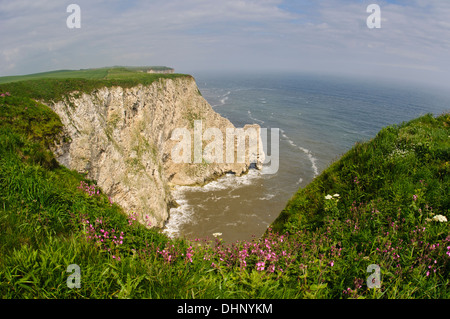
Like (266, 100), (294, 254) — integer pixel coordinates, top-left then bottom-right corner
(1, 0), (450, 88)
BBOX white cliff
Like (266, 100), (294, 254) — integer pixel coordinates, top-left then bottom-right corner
(48, 76), (263, 228)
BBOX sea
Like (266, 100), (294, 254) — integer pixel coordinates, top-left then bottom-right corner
(163, 71), (450, 243)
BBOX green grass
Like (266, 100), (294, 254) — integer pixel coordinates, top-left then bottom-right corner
(272, 113), (450, 233)
(0, 72), (449, 299)
(270, 112), (450, 298)
(0, 66), (175, 84)
(0, 67), (190, 103)
(0, 68), (109, 84)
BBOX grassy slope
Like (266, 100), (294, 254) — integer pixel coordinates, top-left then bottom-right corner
(272, 113), (450, 233)
(0, 70), (449, 298)
(270, 113), (450, 297)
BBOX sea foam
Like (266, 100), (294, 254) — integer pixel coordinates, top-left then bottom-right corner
(280, 129), (319, 177)
(163, 169), (263, 238)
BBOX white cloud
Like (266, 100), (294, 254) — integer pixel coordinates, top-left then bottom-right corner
(0, 0), (449, 86)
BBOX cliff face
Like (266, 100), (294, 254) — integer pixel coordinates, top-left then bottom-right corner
(48, 76), (263, 228)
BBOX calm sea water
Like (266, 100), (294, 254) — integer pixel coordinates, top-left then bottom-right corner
(163, 72), (450, 243)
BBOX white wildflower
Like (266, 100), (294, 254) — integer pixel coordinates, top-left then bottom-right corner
(432, 215), (447, 223)
(389, 148), (409, 159)
(212, 232), (222, 237)
(333, 194), (340, 198)
(325, 194), (333, 200)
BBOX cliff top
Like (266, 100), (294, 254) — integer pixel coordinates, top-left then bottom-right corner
(0, 66), (179, 83)
(0, 66), (189, 102)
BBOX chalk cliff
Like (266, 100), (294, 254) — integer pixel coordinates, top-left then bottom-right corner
(48, 76), (263, 228)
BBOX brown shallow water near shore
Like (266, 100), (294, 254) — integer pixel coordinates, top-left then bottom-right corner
(163, 138), (320, 244)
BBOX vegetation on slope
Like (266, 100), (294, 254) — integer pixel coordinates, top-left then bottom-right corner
(0, 73), (449, 298)
(271, 112), (450, 297)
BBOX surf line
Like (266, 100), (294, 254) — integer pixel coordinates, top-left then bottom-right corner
(247, 110), (265, 124)
(220, 91), (231, 105)
(163, 170), (263, 239)
(280, 129), (319, 177)
(209, 90), (231, 107)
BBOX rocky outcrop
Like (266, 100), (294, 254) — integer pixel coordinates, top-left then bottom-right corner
(48, 76), (264, 228)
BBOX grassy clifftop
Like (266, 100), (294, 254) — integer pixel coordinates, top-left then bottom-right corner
(0, 71), (449, 298)
(0, 66), (179, 84)
(0, 67), (189, 103)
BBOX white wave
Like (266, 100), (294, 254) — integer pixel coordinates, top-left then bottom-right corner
(175, 171), (261, 194)
(163, 197), (194, 238)
(298, 146), (319, 177)
(280, 129), (320, 177)
(258, 193), (275, 201)
(163, 169), (262, 238)
(219, 91), (231, 105)
(225, 222), (237, 227)
(247, 110), (265, 124)
(209, 90), (232, 107)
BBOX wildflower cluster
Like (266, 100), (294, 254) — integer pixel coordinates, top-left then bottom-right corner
(430, 214), (448, 223)
(185, 245), (194, 263)
(77, 181), (102, 197)
(342, 278), (365, 297)
(0, 92), (11, 97)
(325, 193), (340, 200)
(81, 217), (125, 260)
(324, 193), (340, 216)
(155, 242), (190, 264)
(207, 230), (297, 274)
(77, 180), (114, 206)
(157, 244), (177, 263)
(128, 212), (138, 226)
(388, 147), (410, 159)
(126, 212), (152, 228)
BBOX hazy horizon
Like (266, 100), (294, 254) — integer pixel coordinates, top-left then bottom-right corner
(1, 1), (450, 89)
